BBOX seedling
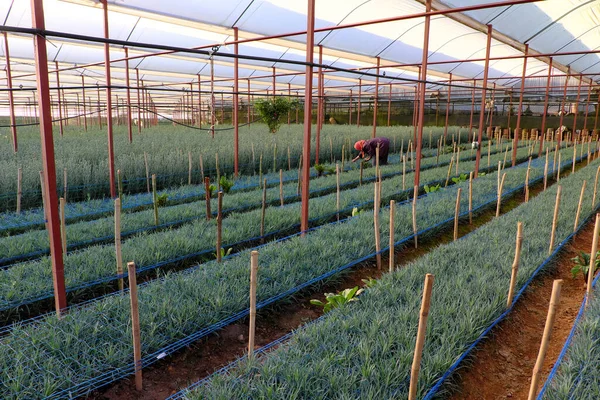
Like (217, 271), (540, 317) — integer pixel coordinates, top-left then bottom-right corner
(156, 194), (169, 207)
(352, 207), (364, 217)
(571, 250), (600, 281)
(314, 164), (335, 177)
(451, 173), (468, 184)
(361, 278), (377, 288)
(214, 247), (233, 259)
(310, 286), (364, 313)
(424, 184), (441, 193)
(219, 176), (234, 194)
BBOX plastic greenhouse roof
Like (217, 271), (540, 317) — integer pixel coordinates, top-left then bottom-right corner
(0, 0), (598, 107)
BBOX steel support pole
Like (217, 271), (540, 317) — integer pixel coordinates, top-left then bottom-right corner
(233, 27), (239, 177)
(81, 75), (87, 131)
(572, 75), (582, 135)
(357, 78), (361, 127)
(372, 56), (380, 138)
(54, 61), (64, 137)
(444, 73), (452, 139)
(583, 79), (592, 132)
(316, 45), (323, 164)
(387, 83), (392, 126)
(474, 24), (492, 178)
(3, 33), (17, 152)
(558, 67), (570, 145)
(414, 0), (431, 188)
(101, 0), (116, 198)
(124, 47), (133, 143)
(31, 0), (67, 314)
(301, 0), (315, 234)
(539, 58), (552, 156)
(513, 44), (528, 166)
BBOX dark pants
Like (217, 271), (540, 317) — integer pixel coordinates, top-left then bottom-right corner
(367, 138), (390, 166)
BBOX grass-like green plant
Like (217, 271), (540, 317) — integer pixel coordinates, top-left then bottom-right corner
(570, 250), (600, 281)
(310, 286), (364, 313)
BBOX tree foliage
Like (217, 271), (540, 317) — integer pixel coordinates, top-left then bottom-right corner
(254, 97), (299, 133)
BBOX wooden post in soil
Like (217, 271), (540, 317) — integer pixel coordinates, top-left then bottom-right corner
(375, 145), (380, 180)
(199, 154), (204, 183)
(544, 148), (549, 190)
(549, 186), (562, 254)
(16, 167), (22, 214)
(527, 279), (563, 400)
(248, 250), (259, 356)
(553, 145), (559, 177)
(373, 180), (382, 270)
(279, 169), (284, 207)
(525, 162), (531, 203)
(216, 191), (223, 263)
(204, 177), (211, 220)
(389, 200), (395, 273)
(188, 151), (193, 185)
(557, 153), (562, 182)
(60, 197), (67, 254)
(260, 179), (267, 241)
(496, 173), (507, 217)
(402, 155), (406, 190)
(152, 174), (158, 225)
(287, 146), (291, 171)
(488, 140), (491, 168)
(336, 164), (340, 221)
(574, 180), (587, 231)
(573, 141), (577, 173)
(468, 172), (473, 224)
(144, 152), (150, 193)
(259, 154), (263, 189)
(587, 214), (600, 307)
(506, 222), (524, 308)
(215, 153), (220, 190)
(593, 166), (600, 208)
(408, 273), (435, 400)
(63, 168), (68, 203)
(454, 188), (462, 241)
(502, 146), (509, 170)
(412, 185), (418, 248)
(456, 147), (460, 175)
(127, 261), (143, 392)
(114, 198), (124, 291)
(39, 171), (49, 233)
(342, 145), (345, 172)
(445, 157), (454, 187)
(117, 169), (123, 209)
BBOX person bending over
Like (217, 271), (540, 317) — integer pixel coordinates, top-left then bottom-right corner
(352, 137), (390, 166)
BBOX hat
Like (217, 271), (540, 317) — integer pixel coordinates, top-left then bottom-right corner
(354, 140), (366, 151)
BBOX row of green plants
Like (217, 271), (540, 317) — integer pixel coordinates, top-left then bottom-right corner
(0, 124), (466, 211)
(0, 143), (583, 398)
(175, 147), (600, 400)
(0, 142), (559, 314)
(0, 140), (524, 263)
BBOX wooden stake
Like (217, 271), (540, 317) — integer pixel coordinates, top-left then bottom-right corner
(408, 273), (435, 400)
(543, 148), (549, 190)
(16, 167), (22, 214)
(557, 153), (561, 182)
(259, 154), (263, 188)
(553, 145), (559, 176)
(454, 188), (462, 241)
(374, 180), (381, 270)
(527, 279), (563, 400)
(445, 157), (454, 187)
(204, 177), (211, 220)
(375, 145), (380, 178)
(502, 146), (508, 170)
(525, 162), (531, 203)
(127, 261), (143, 392)
(216, 191), (223, 262)
(114, 198), (124, 291)
(488, 140), (491, 168)
(342, 145), (345, 171)
(188, 151), (193, 185)
(468, 172), (473, 224)
(593, 166), (600, 208)
(549, 186), (562, 254)
(199, 154), (204, 183)
(389, 200), (395, 273)
(39, 171), (49, 232)
(152, 174), (158, 225)
(456, 147), (460, 174)
(60, 197), (67, 254)
(260, 179), (267, 240)
(402, 155), (406, 190)
(144, 152), (150, 193)
(412, 185), (418, 248)
(248, 251), (258, 356)
(574, 180), (587, 232)
(279, 169), (284, 207)
(506, 222), (524, 308)
(587, 214), (600, 307)
(117, 169), (123, 210)
(496, 173), (507, 217)
(215, 152), (220, 190)
(63, 168), (68, 203)
(573, 141), (577, 173)
(336, 163), (340, 221)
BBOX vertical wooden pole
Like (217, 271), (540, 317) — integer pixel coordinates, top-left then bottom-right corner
(412, 185), (418, 248)
(144, 152), (150, 193)
(506, 222), (524, 308)
(204, 177), (211, 220)
(402, 155), (407, 190)
(127, 261), (143, 391)
(114, 198), (123, 291)
(488, 140), (491, 168)
(573, 141), (577, 173)
(549, 186), (562, 254)
(408, 273), (435, 400)
(544, 148), (549, 190)
(199, 154), (204, 183)
(586, 214), (600, 307)
(468, 172), (473, 224)
(60, 197), (67, 254)
(261, 179), (267, 239)
(574, 181), (587, 231)
(279, 169), (284, 207)
(152, 174), (158, 225)
(389, 200), (396, 273)
(527, 279), (563, 400)
(16, 167), (22, 214)
(216, 191), (223, 263)
(336, 163), (340, 220)
(374, 180), (381, 270)
(445, 157), (454, 187)
(454, 188), (461, 241)
(496, 173), (507, 217)
(248, 251), (259, 356)
(557, 153), (562, 182)
(525, 162), (531, 203)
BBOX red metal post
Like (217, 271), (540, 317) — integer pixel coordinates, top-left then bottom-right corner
(124, 47), (133, 143)
(301, 0), (315, 234)
(558, 67), (570, 145)
(81, 75), (87, 131)
(31, 0), (67, 314)
(233, 27), (239, 177)
(444, 73), (452, 139)
(583, 79), (592, 132)
(101, 0), (116, 198)
(349, 88), (353, 125)
(414, 0), (432, 187)
(572, 74), (582, 136)
(316, 45), (323, 164)
(3, 32), (17, 152)
(474, 25), (492, 178)
(539, 58), (552, 156)
(513, 44), (528, 166)
(54, 61), (64, 137)
(372, 56), (380, 138)
(135, 68), (141, 133)
(357, 78), (361, 127)
(387, 83), (392, 126)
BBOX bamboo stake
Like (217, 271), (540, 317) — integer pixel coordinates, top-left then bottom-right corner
(456, 147), (460, 174)
(553, 144), (558, 176)
(574, 180), (587, 232)
(259, 154), (263, 188)
(188, 151), (192, 185)
(527, 279), (563, 400)
(63, 168), (68, 203)
(152, 174), (158, 225)
(402, 155), (406, 190)
(127, 261), (143, 391)
(549, 186), (562, 254)
(248, 251), (259, 356)
(16, 167), (22, 214)
(557, 153), (561, 182)
(496, 173), (507, 217)
(412, 185), (418, 248)
(410, 141), (414, 170)
(525, 162), (531, 203)
(260, 179), (267, 240)
(114, 198), (123, 291)
(587, 214), (600, 307)
(336, 163), (340, 221)
(204, 177), (211, 220)
(117, 169), (123, 209)
(60, 197), (67, 254)
(216, 191), (223, 262)
(454, 188), (461, 241)
(389, 200), (395, 273)
(468, 172), (473, 224)
(374, 180), (381, 270)
(543, 148), (549, 190)
(445, 157), (454, 187)
(487, 140), (491, 168)
(408, 273), (435, 400)
(375, 145), (380, 178)
(573, 141), (577, 173)
(506, 222), (524, 308)
(199, 154), (204, 183)
(342, 145), (345, 171)
(593, 166), (600, 207)
(279, 169), (284, 207)
(144, 152), (150, 193)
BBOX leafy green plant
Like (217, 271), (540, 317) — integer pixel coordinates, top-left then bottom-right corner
(214, 247), (233, 259)
(254, 97), (299, 133)
(219, 176), (234, 194)
(310, 286), (364, 313)
(314, 164), (335, 177)
(451, 173), (468, 184)
(207, 184), (217, 197)
(571, 250), (600, 281)
(424, 184), (441, 193)
(156, 194), (169, 207)
(361, 278), (377, 288)
(352, 207), (364, 217)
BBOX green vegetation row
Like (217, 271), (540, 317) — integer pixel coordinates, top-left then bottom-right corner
(0, 142), (580, 399)
(177, 143), (600, 400)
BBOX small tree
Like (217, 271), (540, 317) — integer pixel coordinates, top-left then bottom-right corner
(254, 97), (299, 133)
